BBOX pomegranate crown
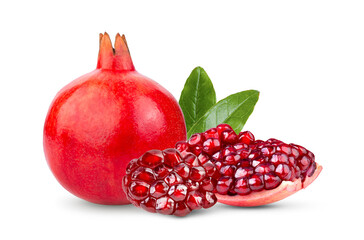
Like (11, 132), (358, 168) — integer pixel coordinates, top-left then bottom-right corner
(97, 32), (135, 71)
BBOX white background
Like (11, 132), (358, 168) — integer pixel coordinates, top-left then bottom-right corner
(1, 1), (363, 239)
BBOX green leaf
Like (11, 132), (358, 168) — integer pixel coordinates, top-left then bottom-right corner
(187, 90), (259, 138)
(179, 67), (216, 132)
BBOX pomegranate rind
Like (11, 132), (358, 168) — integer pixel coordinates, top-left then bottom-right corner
(216, 164), (322, 207)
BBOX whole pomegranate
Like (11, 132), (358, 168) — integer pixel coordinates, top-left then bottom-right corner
(43, 33), (186, 205)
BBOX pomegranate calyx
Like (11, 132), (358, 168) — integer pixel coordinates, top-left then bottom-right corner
(97, 32), (135, 71)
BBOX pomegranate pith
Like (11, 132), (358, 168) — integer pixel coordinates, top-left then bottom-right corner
(176, 123), (322, 206)
(122, 149), (217, 216)
(43, 33), (186, 205)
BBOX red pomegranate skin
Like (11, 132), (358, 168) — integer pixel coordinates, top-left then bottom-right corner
(43, 33), (186, 205)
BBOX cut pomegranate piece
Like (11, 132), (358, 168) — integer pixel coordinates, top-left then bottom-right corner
(123, 148), (217, 216)
(177, 123), (322, 207)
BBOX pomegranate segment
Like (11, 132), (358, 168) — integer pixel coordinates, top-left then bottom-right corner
(177, 124), (322, 206)
(122, 148), (217, 216)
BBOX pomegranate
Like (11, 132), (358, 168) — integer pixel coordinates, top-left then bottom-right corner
(176, 124), (322, 207)
(122, 148), (217, 216)
(43, 33), (186, 205)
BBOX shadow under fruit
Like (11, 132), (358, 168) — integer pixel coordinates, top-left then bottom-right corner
(43, 33), (186, 205)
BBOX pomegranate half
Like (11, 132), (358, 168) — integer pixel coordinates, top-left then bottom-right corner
(43, 33), (186, 205)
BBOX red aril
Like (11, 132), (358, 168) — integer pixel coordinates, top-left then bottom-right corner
(43, 33), (186, 205)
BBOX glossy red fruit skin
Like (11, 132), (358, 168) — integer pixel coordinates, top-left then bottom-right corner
(43, 33), (186, 205)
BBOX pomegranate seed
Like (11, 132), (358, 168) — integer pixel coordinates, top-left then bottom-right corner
(267, 138), (283, 144)
(186, 191), (204, 210)
(140, 150), (163, 167)
(222, 146), (236, 157)
(154, 164), (171, 179)
(291, 147), (300, 158)
(275, 164), (292, 181)
(203, 138), (221, 155)
(155, 196), (175, 215)
(298, 156), (311, 171)
(223, 153), (241, 165)
(123, 175), (131, 187)
(131, 167), (156, 183)
(261, 146), (275, 157)
(292, 144), (308, 155)
(203, 161), (217, 177)
(150, 180), (169, 198)
(235, 167), (254, 178)
(185, 180), (200, 191)
(251, 157), (266, 168)
(220, 165), (236, 177)
(216, 176), (233, 194)
(191, 145), (203, 156)
(306, 161), (317, 177)
(200, 177), (216, 192)
(248, 150), (260, 160)
(188, 133), (203, 146)
(203, 128), (220, 139)
(236, 151), (247, 160)
(216, 123), (233, 135)
(168, 184), (188, 201)
(288, 156), (296, 166)
(212, 151), (223, 161)
(129, 181), (150, 200)
(248, 173), (264, 191)
(175, 141), (189, 153)
(234, 178), (251, 195)
(239, 160), (251, 167)
(238, 131), (255, 145)
(164, 172), (184, 186)
(162, 148), (182, 167)
(198, 153), (210, 165)
(277, 144), (292, 155)
(174, 202), (191, 217)
(221, 130), (238, 144)
(234, 143), (248, 150)
(264, 173), (282, 190)
(126, 158), (139, 174)
(174, 163), (190, 179)
(294, 166), (301, 179)
(270, 153), (289, 165)
(214, 161), (223, 170)
(254, 163), (275, 174)
(184, 153), (200, 167)
(308, 151), (315, 160)
(140, 197), (157, 213)
(203, 192), (217, 208)
(190, 166), (207, 181)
